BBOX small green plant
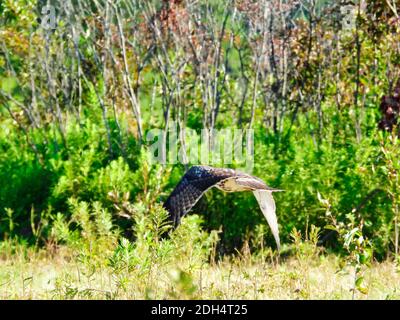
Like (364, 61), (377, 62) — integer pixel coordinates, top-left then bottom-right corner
(289, 224), (321, 262)
(167, 269), (198, 299)
(319, 189), (374, 297)
(3, 208), (16, 238)
(49, 198), (118, 258)
(380, 131), (400, 262)
(323, 206), (373, 297)
(344, 226), (373, 297)
(108, 237), (136, 273)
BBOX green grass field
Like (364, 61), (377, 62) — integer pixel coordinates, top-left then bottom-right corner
(1, 240), (399, 300)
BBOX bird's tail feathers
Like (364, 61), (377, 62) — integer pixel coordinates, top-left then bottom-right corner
(253, 189), (281, 251)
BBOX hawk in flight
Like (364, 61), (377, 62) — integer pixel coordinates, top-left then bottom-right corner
(163, 165), (282, 250)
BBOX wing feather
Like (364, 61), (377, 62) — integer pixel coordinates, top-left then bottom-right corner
(253, 190), (280, 250)
(163, 166), (234, 226)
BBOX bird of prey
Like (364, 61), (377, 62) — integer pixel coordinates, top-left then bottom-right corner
(163, 165), (282, 250)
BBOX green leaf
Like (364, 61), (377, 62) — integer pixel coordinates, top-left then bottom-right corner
(355, 276), (368, 295)
(355, 276), (364, 287)
(344, 227), (359, 248)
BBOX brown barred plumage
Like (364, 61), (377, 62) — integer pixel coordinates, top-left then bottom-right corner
(163, 165), (282, 249)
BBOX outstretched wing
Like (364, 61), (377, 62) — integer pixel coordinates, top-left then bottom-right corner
(253, 190), (280, 250)
(163, 166), (233, 226)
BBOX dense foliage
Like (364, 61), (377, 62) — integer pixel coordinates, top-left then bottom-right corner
(0, 0), (399, 270)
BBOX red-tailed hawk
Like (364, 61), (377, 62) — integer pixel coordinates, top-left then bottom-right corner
(163, 165), (282, 250)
